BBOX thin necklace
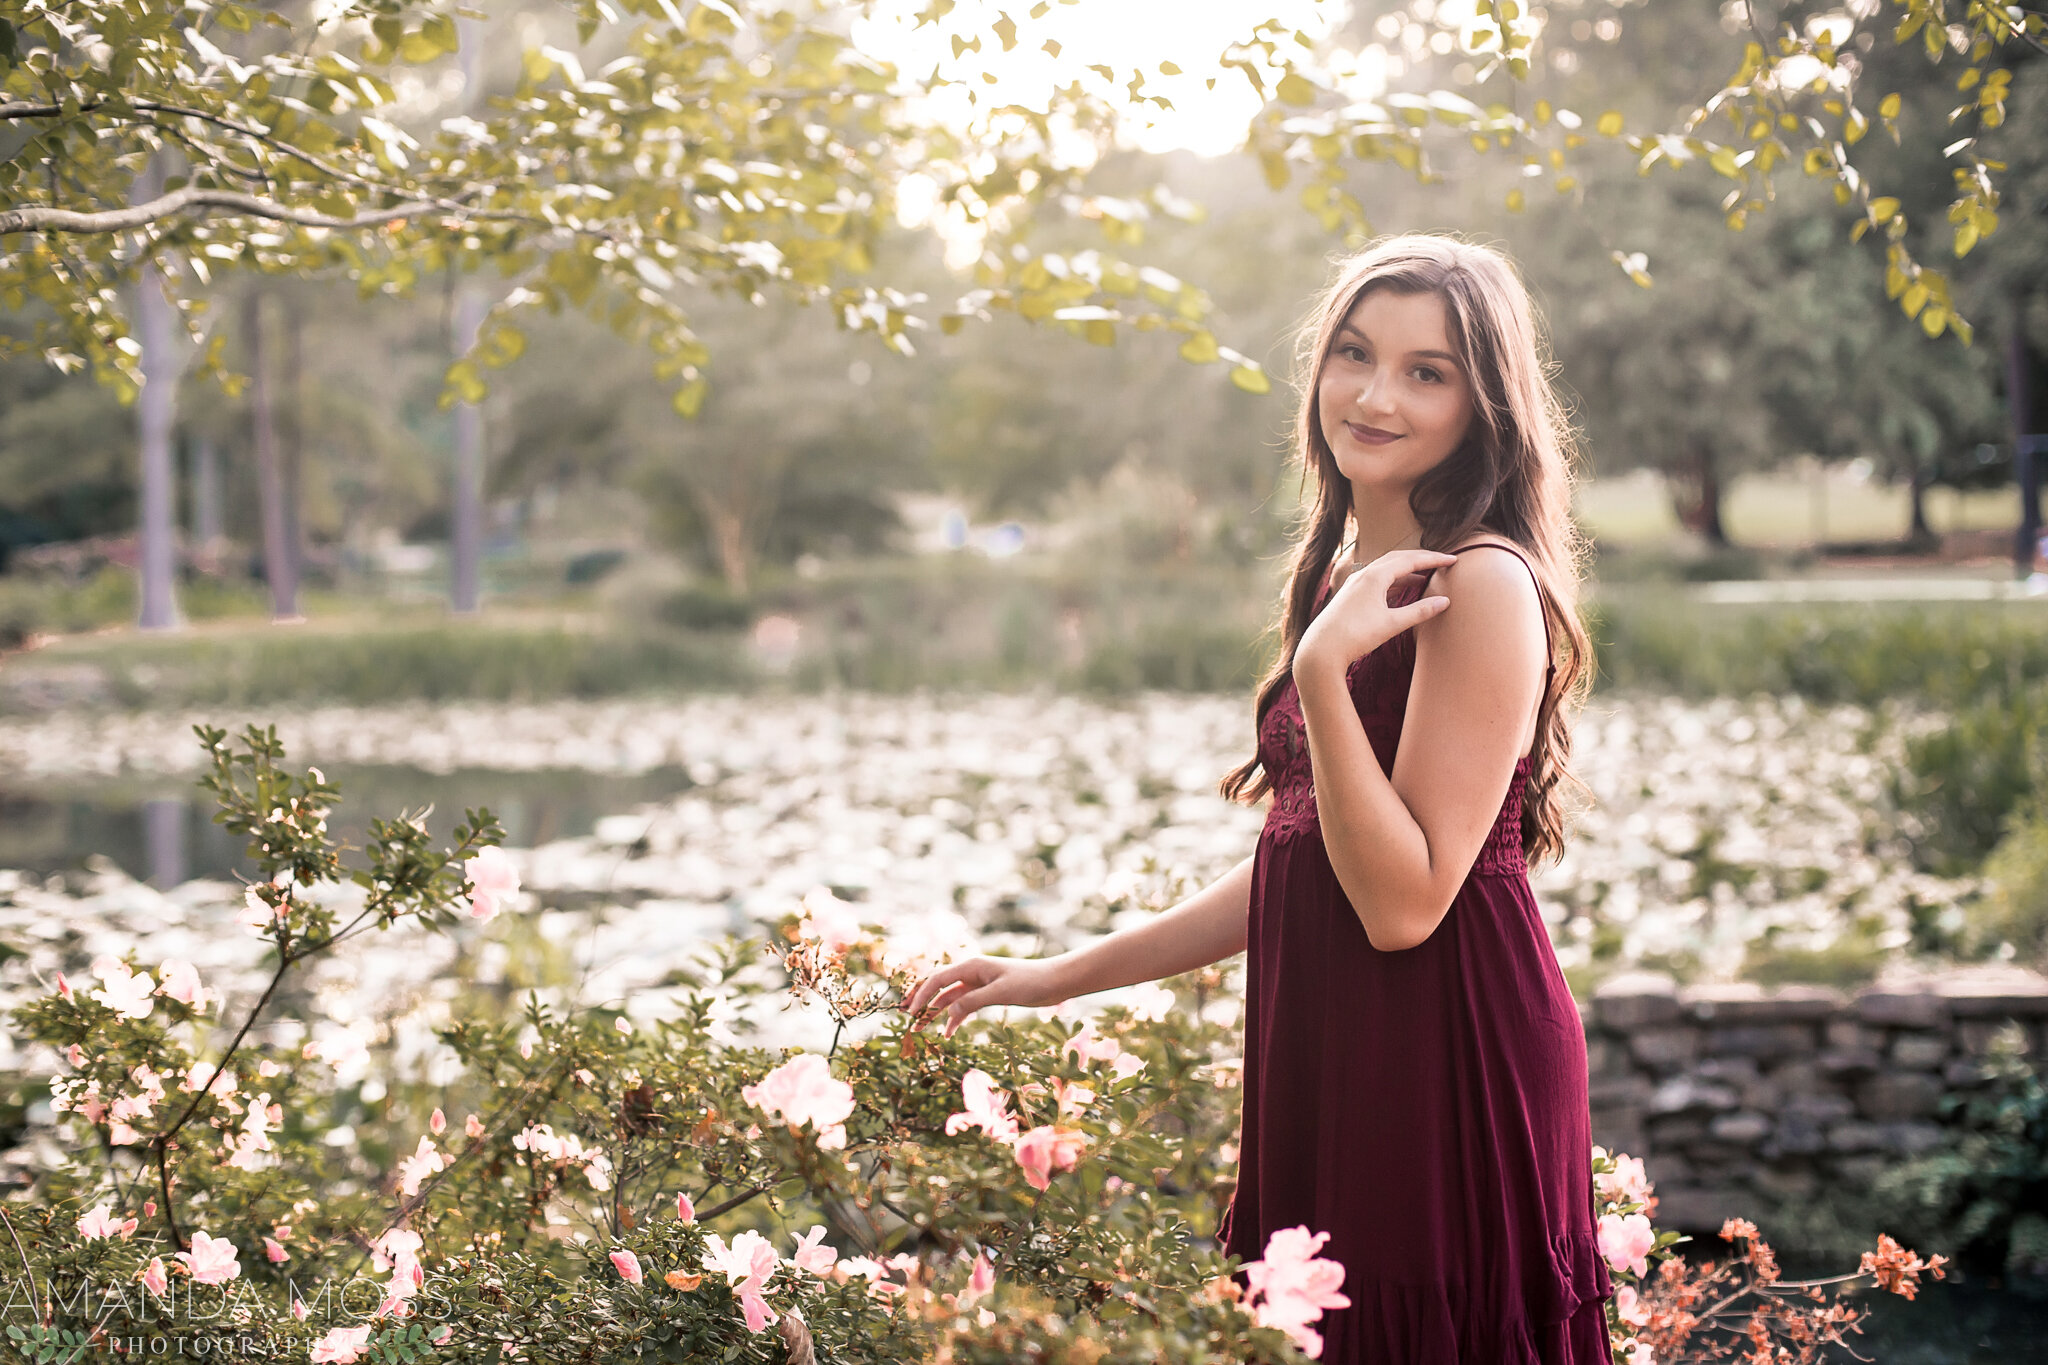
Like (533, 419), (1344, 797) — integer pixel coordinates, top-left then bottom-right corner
(1333, 525), (1422, 583)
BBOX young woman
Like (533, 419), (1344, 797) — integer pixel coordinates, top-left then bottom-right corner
(905, 234), (1610, 1363)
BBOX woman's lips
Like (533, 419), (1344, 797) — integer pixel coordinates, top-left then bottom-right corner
(1345, 421), (1402, 445)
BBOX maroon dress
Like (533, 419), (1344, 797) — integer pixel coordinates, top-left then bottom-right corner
(1222, 543), (1613, 1364)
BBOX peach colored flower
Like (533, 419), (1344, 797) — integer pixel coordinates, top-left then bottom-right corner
(1598, 1212), (1656, 1278)
(741, 1053), (854, 1150)
(462, 846), (520, 922)
(140, 1258), (168, 1296)
(175, 1230), (241, 1285)
(1012, 1125), (1085, 1191)
(1615, 1283), (1649, 1327)
(665, 1269), (704, 1290)
(956, 1252), (995, 1310)
(465, 1113), (485, 1139)
(610, 1249), (644, 1284)
(944, 1069), (1019, 1143)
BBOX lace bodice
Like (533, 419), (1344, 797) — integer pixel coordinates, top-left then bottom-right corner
(1256, 564), (1533, 878)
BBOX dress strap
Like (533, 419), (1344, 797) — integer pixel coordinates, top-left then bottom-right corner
(1449, 540), (1555, 676)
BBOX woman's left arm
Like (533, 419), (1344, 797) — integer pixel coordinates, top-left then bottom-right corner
(1293, 548), (1548, 951)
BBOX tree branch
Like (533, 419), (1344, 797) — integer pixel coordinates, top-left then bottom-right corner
(0, 186), (432, 235)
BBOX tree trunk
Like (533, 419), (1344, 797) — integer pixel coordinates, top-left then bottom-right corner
(191, 433), (223, 557)
(706, 503), (752, 595)
(136, 256), (181, 630)
(2011, 295), (2040, 574)
(283, 295), (306, 593)
(245, 291), (299, 621)
(1666, 438), (1730, 547)
(450, 283), (486, 614)
(1906, 460), (1937, 550)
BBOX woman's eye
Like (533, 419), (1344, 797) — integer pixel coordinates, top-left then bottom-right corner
(1414, 366), (1443, 384)
(1341, 346), (1369, 363)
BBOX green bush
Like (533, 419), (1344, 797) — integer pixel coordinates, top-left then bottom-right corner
(1897, 684), (2048, 875)
(1979, 801), (2048, 965)
(658, 581), (756, 630)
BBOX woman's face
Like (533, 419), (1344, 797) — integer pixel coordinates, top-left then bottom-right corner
(1316, 287), (1476, 503)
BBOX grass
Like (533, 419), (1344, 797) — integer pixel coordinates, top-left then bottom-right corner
(1576, 466), (2021, 549)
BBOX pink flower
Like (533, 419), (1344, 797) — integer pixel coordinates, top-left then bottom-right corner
(739, 1287), (777, 1332)
(395, 1135), (446, 1197)
(76, 1204), (137, 1240)
(1596, 1152), (1653, 1208)
(1241, 1226), (1351, 1360)
(290, 1298), (309, 1322)
(88, 959), (156, 1020)
(140, 1258), (168, 1295)
(54, 972), (73, 1003)
(741, 1053), (854, 1150)
(944, 1069), (1019, 1143)
(610, 1249), (644, 1284)
(675, 1192), (695, 1223)
(465, 1113), (485, 1139)
(957, 1252), (995, 1309)
(1615, 1283), (1650, 1327)
(309, 1324), (373, 1364)
(462, 846), (520, 922)
(790, 1226), (837, 1277)
(429, 1108), (446, 1135)
(1062, 1021), (1124, 1068)
(175, 1230), (242, 1285)
(799, 885), (867, 953)
(1050, 1077), (1094, 1118)
(371, 1228), (423, 1274)
(1011, 1125), (1085, 1191)
(63, 1043), (83, 1067)
(1598, 1212), (1656, 1278)
(156, 959), (210, 1010)
(702, 1230), (779, 1330)
(263, 1237), (289, 1264)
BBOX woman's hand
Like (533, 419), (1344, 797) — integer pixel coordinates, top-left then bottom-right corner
(1293, 548), (1457, 679)
(904, 955), (1066, 1037)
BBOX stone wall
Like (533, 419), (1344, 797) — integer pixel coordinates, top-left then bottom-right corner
(1583, 967), (2048, 1232)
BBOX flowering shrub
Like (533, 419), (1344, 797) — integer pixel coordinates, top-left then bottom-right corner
(2, 727), (1945, 1362)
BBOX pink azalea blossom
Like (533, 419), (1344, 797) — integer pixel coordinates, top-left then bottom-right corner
(371, 1228), (424, 1274)
(741, 1053), (854, 1150)
(1598, 1212), (1656, 1278)
(88, 958), (156, 1020)
(309, 1324), (373, 1364)
(429, 1108), (446, 1135)
(1241, 1226), (1351, 1360)
(156, 959), (210, 1010)
(263, 1237), (289, 1264)
(944, 1069), (1019, 1143)
(462, 846), (521, 922)
(175, 1230), (241, 1285)
(290, 1298), (309, 1322)
(76, 1204), (138, 1241)
(790, 1226), (837, 1277)
(675, 1192), (695, 1223)
(610, 1249), (643, 1284)
(395, 1135), (446, 1197)
(1123, 981), (1177, 1023)
(63, 1043), (83, 1067)
(54, 973), (73, 1003)
(465, 1113), (485, 1139)
(1011, 1125), (1086, 1192)
(108, 1121), (146, 1146)
(738, 1288), (777, 1332)
(1050, 1078), (1094, 1119)
(957, 1252), (996, 1309)
(1615, 1283), (1650, 1328)
(799, 886), (867, 953)
(140, 1258), (168, 1296)
(1596, 1152), (1653, 1207)
(1062, 1021), (1124, 1068)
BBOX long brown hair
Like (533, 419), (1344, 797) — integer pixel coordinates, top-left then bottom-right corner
(1219, 234), (1591, 865)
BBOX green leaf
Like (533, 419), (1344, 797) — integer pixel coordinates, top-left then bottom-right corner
(1178, 330), (1218, 364)
(0, 19), (18, 69)
(1276, 72), (1317, 107)
(672, 377), (708, 418)
(1595, 110), (1624, 137)
(1229, 362), (1270, 395)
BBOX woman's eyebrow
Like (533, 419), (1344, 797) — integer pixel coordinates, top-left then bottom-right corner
(1334, 325), (1460, 365)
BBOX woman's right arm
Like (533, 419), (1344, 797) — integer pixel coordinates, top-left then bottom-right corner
(903, 852), (1254, 1035)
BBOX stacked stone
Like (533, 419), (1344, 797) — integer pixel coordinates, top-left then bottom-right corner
(1583, 969), (2048, 1232)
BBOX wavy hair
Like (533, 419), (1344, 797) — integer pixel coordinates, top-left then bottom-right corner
(1219, 234), (1591, 865)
